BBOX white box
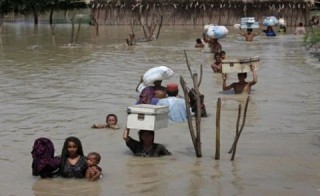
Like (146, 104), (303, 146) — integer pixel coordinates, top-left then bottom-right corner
(241, 17), (255, 23)
(222, 56), (260, 73)
(126, 104), (169, 131)
(240, 22), (260, 29)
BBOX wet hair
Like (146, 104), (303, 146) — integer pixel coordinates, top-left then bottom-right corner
(238, 72), (247, 78)
(196, 38), (202, 44)
(247, 28), (253, 32)
(60, 136), (84, 172)
(106, 114), (118, 124)
(167, 89), (178, 97)
(299, 22), (303, 26)
(87, 152), (101, 164)
(138, 130), (155, 143)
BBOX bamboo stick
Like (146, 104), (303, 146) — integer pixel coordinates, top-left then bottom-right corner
(180, 76), (198, 155)
(193, 73), (202, 157)
(215, 98), (221, 160)
(230, 96), (250, 161)
(75, 18), (82, 44)
(228, 104), (242, 154)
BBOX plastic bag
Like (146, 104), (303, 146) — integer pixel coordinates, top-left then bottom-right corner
(137, 66), (174, 92)
(263, 16), (279, 26)
(206, 25), (229, 39)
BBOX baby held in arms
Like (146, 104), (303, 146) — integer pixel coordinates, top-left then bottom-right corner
(86, 152), (102, 181)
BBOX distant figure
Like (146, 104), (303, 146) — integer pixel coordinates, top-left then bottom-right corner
(157, 84), (187, 123)
(195, 38), (205, 48)
(278, 18), (287, 33)
(310, 16), (319, 28)
(263, 26), (276, 36)
(203, 33), (222, 53)
(211, 52), (222, 73)
(86, 152), (102, 181)
(239, 28), (260, 42)
(220, 50), (226, 60)
(295, 22), (306, 35)
(278, 25), (287, 33)
(222, 65), (257, 94)
(123, 129), (172, 157)
(92, 114), (119, 130)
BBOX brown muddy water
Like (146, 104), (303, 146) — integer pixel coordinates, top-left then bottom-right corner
(0, 23), (319, 196)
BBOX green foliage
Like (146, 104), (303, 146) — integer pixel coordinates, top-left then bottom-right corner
(304, 27), (320, 50)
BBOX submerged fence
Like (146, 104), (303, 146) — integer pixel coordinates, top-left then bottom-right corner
(90, 1), (313, 26)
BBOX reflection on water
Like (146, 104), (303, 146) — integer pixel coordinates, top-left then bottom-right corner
(0, 24), (319, 195)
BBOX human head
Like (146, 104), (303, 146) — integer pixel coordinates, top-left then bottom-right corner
(154, 89), (166, 99)
(139, 87), (155, 104)
(196, 38), (202, 44)
(138, 130), (155, 144)
(166, 83), (179, 97)
(247, 28), (253, 33)
(214, 52), (222, 62)
(299, 22), (303, 27)
(220, 51), (226, 60)
(87, 152), (101, 167)
(237, 72), (247, 81)
(267, 26), (273, 30)
(106, 114), (118, 126)
(153, 80), (162, 87)
(60, 136), (84, 171)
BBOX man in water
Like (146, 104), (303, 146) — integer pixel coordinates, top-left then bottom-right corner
(239, 28), (260, 42)
(157, 83), (187, 123)
(222, 65), (257, 94)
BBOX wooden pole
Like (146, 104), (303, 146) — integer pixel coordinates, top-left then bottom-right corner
(70, 16), (75, 44)
(193, 74), (202, 157)
(230, 96), (250, 161)
(228, 104), (242, 153)
(180, 76), (197, 154)
(184, 50), (193, 79)
(215, 98), (221, 160)
(75, 18), (82, 44)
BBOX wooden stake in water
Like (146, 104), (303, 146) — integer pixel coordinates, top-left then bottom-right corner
(228, 104), (242, 154)
(215, 98), (221, 160)
(230, 96), (250, 161)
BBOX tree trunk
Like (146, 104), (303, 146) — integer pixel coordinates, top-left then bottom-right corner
(49, 8), (54, 25)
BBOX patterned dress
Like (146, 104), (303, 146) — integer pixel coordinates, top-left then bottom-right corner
(60, 156), (87, 178)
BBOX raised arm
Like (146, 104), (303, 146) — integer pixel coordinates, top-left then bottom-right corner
(123, 128), (131, 142)
(249, 65), (257, 86)
(222, 74), (233, 91)
(239, 31), (246, 36)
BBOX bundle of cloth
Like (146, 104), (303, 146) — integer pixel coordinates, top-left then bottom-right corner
(204, 24), (229, 39)
(263, 16), (279, 26)
(31, 137), (61, 178)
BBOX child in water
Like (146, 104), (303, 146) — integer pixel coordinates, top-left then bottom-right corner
(86, 152), (102, 181)
(211, 52), (223, 73)
(195, 38), (205, 48)
(91, 114), (119, 130)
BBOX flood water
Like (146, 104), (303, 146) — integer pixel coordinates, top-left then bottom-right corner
(0, 23), (319, 196)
